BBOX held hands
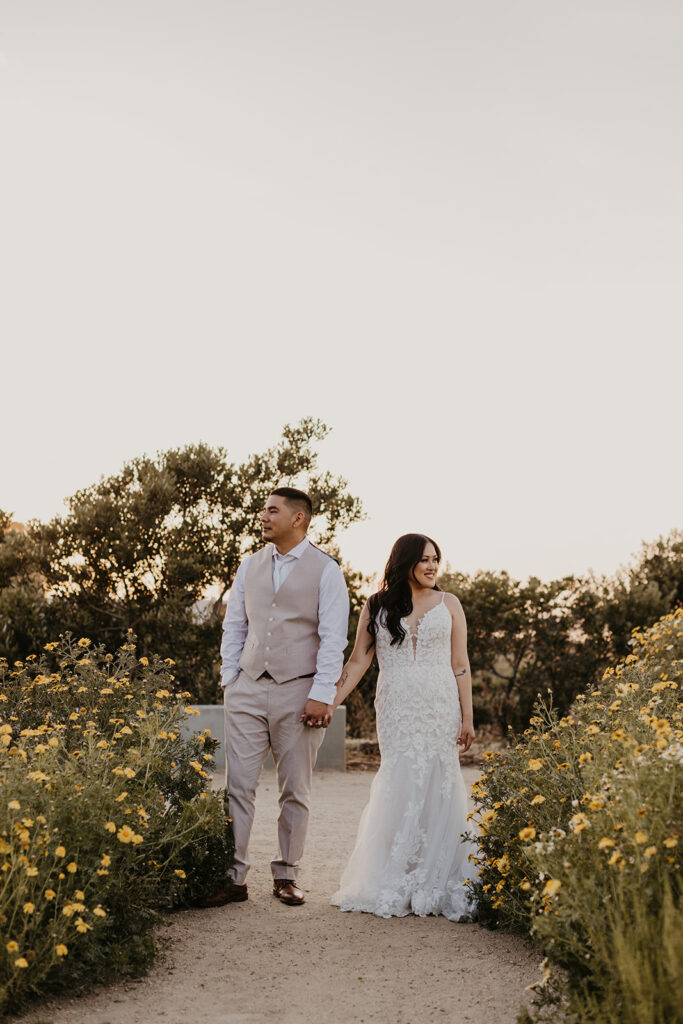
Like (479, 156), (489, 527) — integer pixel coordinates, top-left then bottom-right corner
(457, 719), (475, 753)
(300, 699), (334, 729)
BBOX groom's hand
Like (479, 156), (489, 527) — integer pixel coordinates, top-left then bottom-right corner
(300, 699), (332, 728)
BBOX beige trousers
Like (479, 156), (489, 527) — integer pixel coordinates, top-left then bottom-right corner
(223, 670), (325, 885)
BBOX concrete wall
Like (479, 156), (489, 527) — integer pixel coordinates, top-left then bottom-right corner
(180, 704), (346, 772)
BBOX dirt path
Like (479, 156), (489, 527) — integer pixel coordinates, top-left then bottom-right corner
(16, 767), (539, 1024)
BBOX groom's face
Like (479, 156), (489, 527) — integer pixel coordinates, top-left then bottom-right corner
(261, 495), (301, 544)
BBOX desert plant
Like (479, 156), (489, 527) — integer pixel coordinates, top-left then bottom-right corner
(469, 609), (682, 1024)
(0, 634), (232, 1017)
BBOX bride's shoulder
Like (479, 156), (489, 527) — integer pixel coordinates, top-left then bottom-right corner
(442, 591), (464, 615)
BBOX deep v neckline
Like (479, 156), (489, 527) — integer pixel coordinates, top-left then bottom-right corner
(402, 595), (446, 659)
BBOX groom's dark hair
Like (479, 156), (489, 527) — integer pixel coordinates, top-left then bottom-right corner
(270, 487), (313, 527)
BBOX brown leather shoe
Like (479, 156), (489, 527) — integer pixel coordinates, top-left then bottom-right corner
(272, 879), (305, 905)
(200, 881), (248, 908)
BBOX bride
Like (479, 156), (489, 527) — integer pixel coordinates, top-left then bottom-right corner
(329, 533), (477, 921)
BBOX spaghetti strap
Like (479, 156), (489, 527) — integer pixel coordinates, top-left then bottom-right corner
(440, 592), (446, 604)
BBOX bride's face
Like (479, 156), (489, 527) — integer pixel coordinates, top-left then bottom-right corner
(411, 542), (440, 590)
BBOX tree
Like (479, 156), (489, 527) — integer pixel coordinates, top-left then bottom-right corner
(28, 419), (364, 702)
(600, 530), (683, 657)
(438, 570), (611, 733)
(0, 511), (51, 663)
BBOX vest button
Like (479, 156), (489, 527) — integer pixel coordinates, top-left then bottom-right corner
(272, 602), (276, 608)
(267, 632), (271, 636)
(264, 660), (269, 666)
(266, 646), (270, 651)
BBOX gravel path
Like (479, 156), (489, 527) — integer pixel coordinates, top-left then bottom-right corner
(16, 767), (539, 1024)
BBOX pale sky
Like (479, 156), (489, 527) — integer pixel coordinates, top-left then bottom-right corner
(1, 0), (682, 582)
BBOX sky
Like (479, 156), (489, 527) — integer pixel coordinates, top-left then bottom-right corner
(1, 0), (682, 583)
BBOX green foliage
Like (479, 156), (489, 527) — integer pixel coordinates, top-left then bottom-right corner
(470, 610), (682, 1024)
(0, 635), (232, 1017)
(439, 531), (683, 733)
(2, 418), (364, 703)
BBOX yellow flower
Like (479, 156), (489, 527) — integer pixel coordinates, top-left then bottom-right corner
(55, 845), (66, 858)
(56, 944), (68, 957)
(518, 827), (536, 842)
(174, 869), (186, 878)
(530, 795), (545, 805)
(15, 958), (29, 969)
(663, 837), (678, 848)
(520, 881), (532, 891)
(586, 725), (600, 735)
(62, 903), (75, 917)
(75, 889), (85, 900)
(66, 862), (77, 873)
(77, 637), (91, 647)
(131, 833), (143, 845)
(569, 813), (590, 833)
(608, 851), (622, 866)
(542, 879), (561, 898)
(480, 808), (497, 829)
(44, 642), (59, 651)
(598, 838), (616, 850)
(74, 917), (91, 934)
(115, 792), (128, 802)
(101, 854), (112, 867)
(93, 906), (107, 917)
(25, 866), (38, 877)
(45, 889), (56, 901)
(6, 941), (19, 953)
(104, 821), (116, 833)
(634, 831), (648, 844)
(23, 902), (35, 915)
(644, 846), (656, 858)
(527, 759), (544, 771)
(494, 855), (510, 875)
(117, 825), (135, 844)
(8, 800), (20, 811)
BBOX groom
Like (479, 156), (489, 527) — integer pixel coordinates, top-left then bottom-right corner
(205, 487), (349, 908)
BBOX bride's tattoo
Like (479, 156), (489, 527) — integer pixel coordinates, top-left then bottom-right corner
(454, 668), (467, 677)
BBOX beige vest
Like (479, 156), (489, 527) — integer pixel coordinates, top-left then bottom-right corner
(239, 543), (330, 683)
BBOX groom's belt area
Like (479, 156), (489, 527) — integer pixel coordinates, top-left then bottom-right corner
(259, 671), (315, 682)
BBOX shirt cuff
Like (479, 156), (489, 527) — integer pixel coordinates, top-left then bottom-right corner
(307, 681), (337, 705)
(221, 672), (239, 689)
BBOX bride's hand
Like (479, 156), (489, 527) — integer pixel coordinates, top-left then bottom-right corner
(457, 721), (475, 753)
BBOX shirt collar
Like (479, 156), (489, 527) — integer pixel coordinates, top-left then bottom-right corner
(271, 537), (310, 561)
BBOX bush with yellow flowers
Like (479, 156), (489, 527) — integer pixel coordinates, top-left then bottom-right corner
(468, 609), (682, 1024)
(0, 634), (232, 1018)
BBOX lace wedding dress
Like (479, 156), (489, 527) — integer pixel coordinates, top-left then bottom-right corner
(332, 595), (477, 921)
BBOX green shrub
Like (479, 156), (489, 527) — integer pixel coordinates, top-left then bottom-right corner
(469, 609), (682, 1024)
(0, 634), (232, 1017)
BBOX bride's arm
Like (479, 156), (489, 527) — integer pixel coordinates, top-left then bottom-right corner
(445, 592), (475, 752)
(325, 601), (375, 721)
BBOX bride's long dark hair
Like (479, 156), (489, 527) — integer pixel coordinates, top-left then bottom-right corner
(367, 533), (442, 648)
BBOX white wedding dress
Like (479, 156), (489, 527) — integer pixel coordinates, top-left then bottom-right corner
(332, 595), (477, 921)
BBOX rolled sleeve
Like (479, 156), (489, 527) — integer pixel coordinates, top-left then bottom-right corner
(308, 560), (349, 704)
(220, 559), (250, 687)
